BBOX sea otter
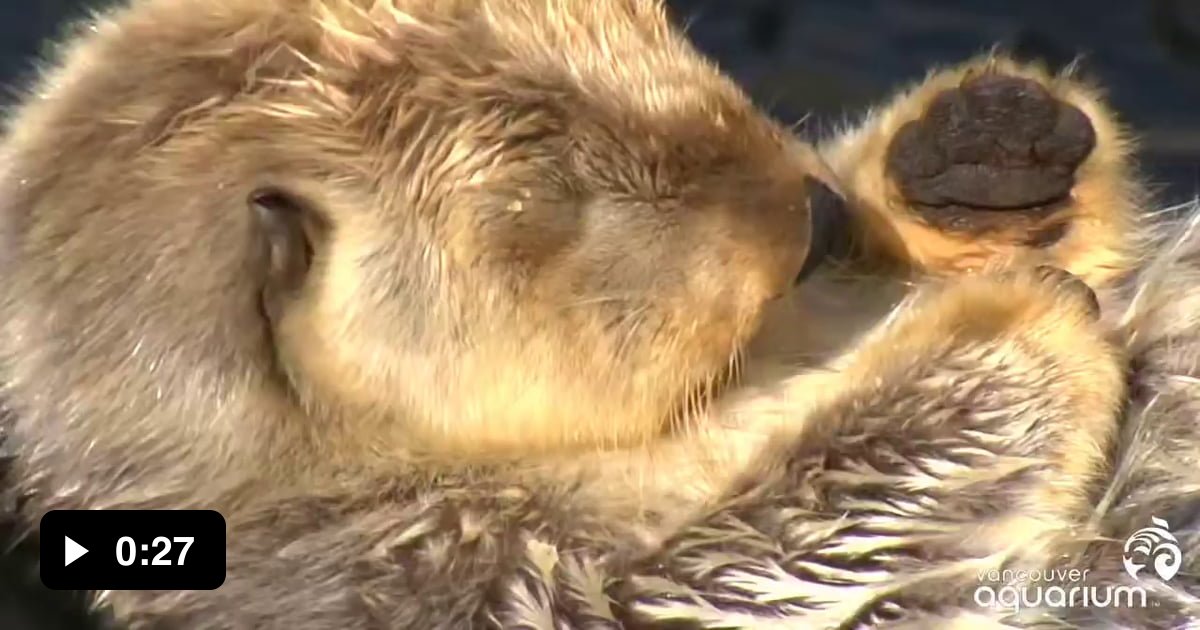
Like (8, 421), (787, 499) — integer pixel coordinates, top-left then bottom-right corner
(1, 0), (1198, 628)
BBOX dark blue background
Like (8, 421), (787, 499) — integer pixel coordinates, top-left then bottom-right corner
(0, 1), (1197, 628)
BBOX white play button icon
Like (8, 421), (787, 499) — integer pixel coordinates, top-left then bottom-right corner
(64, 536), (89, 567)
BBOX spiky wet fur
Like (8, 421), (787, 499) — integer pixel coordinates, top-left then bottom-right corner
(1, 1), (1198, 629)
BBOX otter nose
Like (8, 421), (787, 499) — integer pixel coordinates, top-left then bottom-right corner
(795, 176), (852, 284)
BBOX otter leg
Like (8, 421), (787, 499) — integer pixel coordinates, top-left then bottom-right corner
(617, 266), (1124, 627)
(821, 55), (1143, 286)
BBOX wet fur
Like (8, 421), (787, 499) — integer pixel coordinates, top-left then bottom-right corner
(1, 1), (1198, 629)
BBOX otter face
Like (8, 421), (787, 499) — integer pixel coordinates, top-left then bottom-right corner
(243, 4), (826, 456)
(0, 0), (828, 476)
(266, 89), (821, 457)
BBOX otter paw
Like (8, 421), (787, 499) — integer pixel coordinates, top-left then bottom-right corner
(886, 73), (1096, 231)
(1029, 264), (1101, 318)
(824, 56), (1140, 285)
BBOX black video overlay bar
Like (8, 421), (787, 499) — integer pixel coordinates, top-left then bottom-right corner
(40, 509), (226, 591)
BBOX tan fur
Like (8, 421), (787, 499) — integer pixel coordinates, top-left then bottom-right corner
(0, 1), (821, 622)
(1, 1), (1194, 628)
(2, 0), (811, 482)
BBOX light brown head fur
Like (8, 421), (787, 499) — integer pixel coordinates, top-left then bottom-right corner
(0, 0), (824, 509)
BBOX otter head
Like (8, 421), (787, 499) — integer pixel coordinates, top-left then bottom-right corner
(1, 0), (838, 497)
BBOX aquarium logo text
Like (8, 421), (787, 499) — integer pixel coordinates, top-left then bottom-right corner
(973, 517), (1180, 612)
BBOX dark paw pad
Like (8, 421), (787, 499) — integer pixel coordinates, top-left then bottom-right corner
(1032, 265), (1100, 317)
(886, 74), (1096, 227)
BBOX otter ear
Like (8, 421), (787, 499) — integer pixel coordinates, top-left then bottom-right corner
(249, 189), (327, 324)
(796, 175), (852, 283)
